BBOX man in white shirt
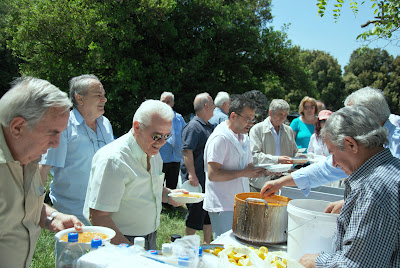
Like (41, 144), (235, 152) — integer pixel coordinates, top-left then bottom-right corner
(203, 96), (265, 238)
(83, 100), (186, 250)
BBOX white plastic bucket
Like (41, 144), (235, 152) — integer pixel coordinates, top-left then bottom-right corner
(287, 199), (339, 260)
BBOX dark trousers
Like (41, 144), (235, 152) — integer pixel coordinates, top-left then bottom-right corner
(125, 230), (157, 250)
(162, 162), (181, 189)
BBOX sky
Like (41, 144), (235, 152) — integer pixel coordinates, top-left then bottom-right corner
(269, 0), (399, 70)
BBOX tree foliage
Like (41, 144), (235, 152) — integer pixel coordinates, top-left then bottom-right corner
(6, 0), (317, 136)
(316, 0), (400, 43)
(301, 49), (345, 111)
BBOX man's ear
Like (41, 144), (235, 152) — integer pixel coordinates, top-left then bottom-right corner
(9, 117), (27, 138)
(75, 94), (83, 105)
(344, 136), (359, 154)
(133, 121), (141, 133)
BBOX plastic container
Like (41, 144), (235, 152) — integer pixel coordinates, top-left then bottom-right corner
(56, 232), (85, 268)
(134, 237), (145, 249)
(171, 234), (181, 242)
(287, 199), (340, 260)
(162, 243), (173, 256)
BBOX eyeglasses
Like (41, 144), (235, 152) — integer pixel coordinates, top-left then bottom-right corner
(236, 113), (256, 124)
(304, 105), (316, 110)
(152, 133), (172, 141)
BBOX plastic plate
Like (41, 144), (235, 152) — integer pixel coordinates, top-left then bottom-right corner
(297, 148), (307, 153)
(265, 164), (293, 172)
(181, 180), (202, 193)
(168, 192), (206, 204)
(292, 157), (309, 164)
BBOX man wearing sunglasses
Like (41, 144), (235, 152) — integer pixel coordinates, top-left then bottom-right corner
(84, 100), (187, 250)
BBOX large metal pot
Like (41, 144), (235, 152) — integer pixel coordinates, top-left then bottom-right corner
(232, 192), (290, 244)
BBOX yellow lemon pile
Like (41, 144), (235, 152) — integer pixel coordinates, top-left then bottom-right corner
(270, 256), (288, 268)
(204, 246), (269, 266)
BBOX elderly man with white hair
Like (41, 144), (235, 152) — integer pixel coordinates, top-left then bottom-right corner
(261, 87), (400, 210)
(249, 99), (297, 191)
(209, 91), (230, 127)
(299, 105), (400, 267)
(83, 100), (187, 250)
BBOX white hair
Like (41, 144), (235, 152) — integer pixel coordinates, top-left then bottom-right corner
(214, 91), (230, 108)
(321, 106), (388, 150)
(69, 74), (101, 107)
(133, 100), (174, 129)
(269, 99), (290, 114)
(0, 77), (72, 129)
(194, 92), (211, 112)
(344, 87), (391, 123)
(160, 91), (174, 102)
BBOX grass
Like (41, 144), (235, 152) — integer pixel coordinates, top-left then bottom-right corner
(30, 202), (204, 268)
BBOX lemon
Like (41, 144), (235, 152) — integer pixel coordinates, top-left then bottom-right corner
(255, 250), (266, 260)
(212, 248), (221, 256)
(231, 252), (246, 261)
(238, 257), (252, 266)
(282, 258), (287, 265)
(275, 260), (287, 268)
(258, 246), (268, 254)
(228, 258), (237, 264)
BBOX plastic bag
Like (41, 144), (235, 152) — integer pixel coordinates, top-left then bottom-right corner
(217, 245), (266, 268)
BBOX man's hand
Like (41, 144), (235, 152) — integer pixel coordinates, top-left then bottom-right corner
(188, 173), (199, 187)
(278, 156), (293, 164)
(298, 253), (319, 268)
(243, 165), (264, 178)
(48, 213), (84, 233)
(260, 180), (283, 197)
(324, 199), (344, 214)
(168, 189), (189, 207)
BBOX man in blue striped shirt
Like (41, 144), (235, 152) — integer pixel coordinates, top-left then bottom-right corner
(299, 105), (400, 267)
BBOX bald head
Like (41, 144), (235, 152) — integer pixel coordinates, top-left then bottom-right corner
(193, 92), (214, 122)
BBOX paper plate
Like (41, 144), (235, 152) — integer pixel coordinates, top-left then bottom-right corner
(55, 226), (116, 250)
(168, 192), (206, 204)
(253, 163), (273, 169)
(297, 148), (307, 153)
(292, 157), (309, 164)
(181, 180), (202, 193)
(265, 164), (293, 173)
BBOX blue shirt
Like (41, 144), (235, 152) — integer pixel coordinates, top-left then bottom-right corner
(316, 149), (400, 267)
(293, 118), (400, 195)
(209, 107), (228, 128)
(159, 111), (186, 163)
(40, 109), (114, 224)
(290, 117), (314, 150)
(181, 116), (214, 187)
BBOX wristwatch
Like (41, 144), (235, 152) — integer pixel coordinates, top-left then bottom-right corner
(46, 211), (59, 229)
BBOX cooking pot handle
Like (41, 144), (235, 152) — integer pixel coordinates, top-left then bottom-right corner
(245, 198), (269, 218)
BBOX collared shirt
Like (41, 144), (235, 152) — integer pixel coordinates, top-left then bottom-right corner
(316, 149), (400, 267)
(40, 109), (114, 224)
(0, 126), (44, 268)
(159, 111), (186, 163)
(181, 116), (214, 187)
(307, 133), (330, 156)
(293, 118), (400, 195)
(209, 107), (228, 128)
(83, 131), (164, 236)
(267, 118), (282, 156)
(203, 121), (253, 212)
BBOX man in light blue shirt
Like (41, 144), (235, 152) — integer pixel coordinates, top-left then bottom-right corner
(39, 75), (114, 225)
(209, 91), (230, 127)
(159, 92), (186, 190)
(261, 87), (400, 212)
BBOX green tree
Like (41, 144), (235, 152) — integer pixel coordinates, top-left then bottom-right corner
(384, 55), (400, 114)
(316, 0), (400, 42)
(301, 50), (345, 111)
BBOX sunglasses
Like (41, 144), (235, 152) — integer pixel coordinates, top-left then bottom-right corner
(152, 133), (172, 141)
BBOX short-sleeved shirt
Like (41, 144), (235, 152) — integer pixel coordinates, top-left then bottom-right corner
(290, 117), (314, 149)
(0, 126), (44, 268)
(83, 131), (164, 236)
(40, 109), (114, 223)
(159, 111), (186, 163)
(181, 116), (214, 187)
(209, 107), (228, 128)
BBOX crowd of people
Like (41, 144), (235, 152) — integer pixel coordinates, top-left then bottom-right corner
(1, 75), (400, 268)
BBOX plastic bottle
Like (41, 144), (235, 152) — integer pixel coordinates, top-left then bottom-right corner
(170, 234), (181, 242)
(90, 238), (102, 251)
(56, 232), (85, 268)
(130, 237), (146, 255)
(198, 246), (204, 268)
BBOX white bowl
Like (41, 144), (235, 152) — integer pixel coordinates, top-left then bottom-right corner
(55, 226), (116, 250)
(265, 164), (293, 172)
(169, 192), (206, 203)
(292, 157), (309, 164)
(181, 180), (202, 193)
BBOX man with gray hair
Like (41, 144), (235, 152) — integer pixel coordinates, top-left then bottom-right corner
(181, 93), (215, 243)
(261, 87), (400, 210)
(299, 105), (400, 267)
(249, 99), (297, 191)
(0, 77), (83, 267)
(209, 91), (230, 127)
(159, 92), (186, 192)
(39, 74), (114, 225)
(84, 100), (186, 250)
